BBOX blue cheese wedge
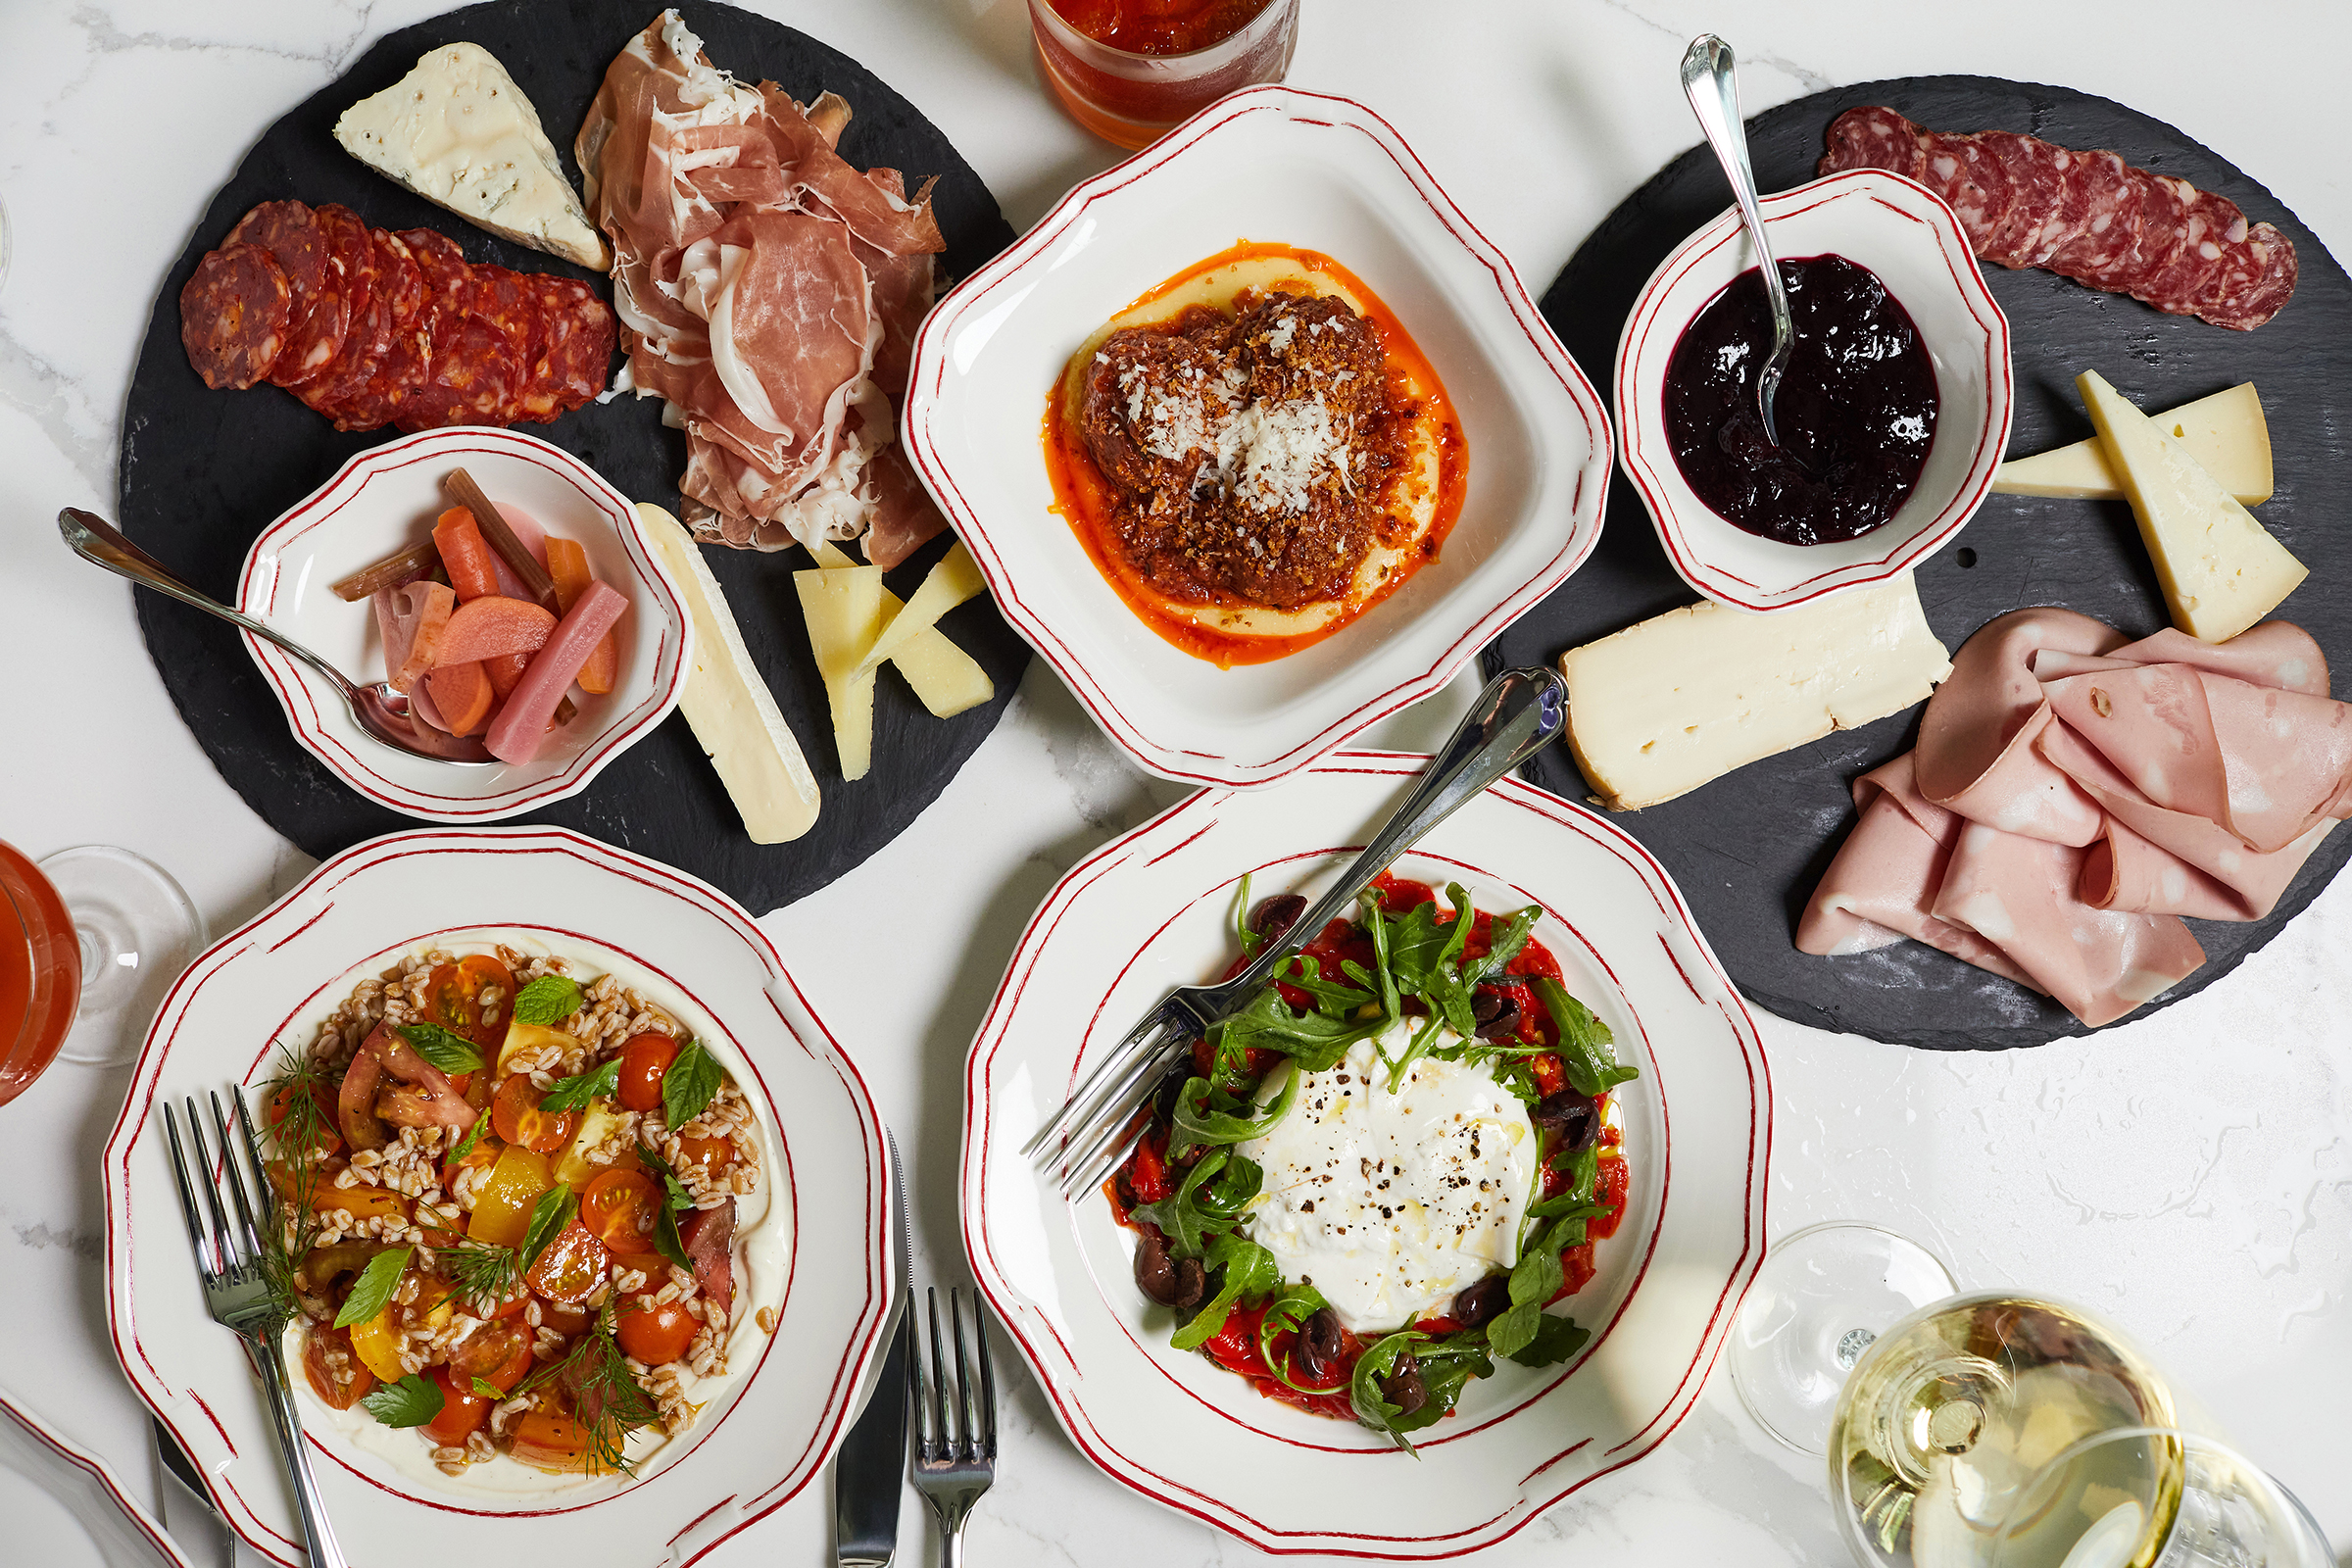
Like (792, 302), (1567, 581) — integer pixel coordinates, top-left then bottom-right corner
(1561, 575), (1951, 811)
(334, 42), (611, 270)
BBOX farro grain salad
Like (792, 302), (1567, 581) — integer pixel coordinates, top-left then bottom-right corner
(259, 944), (776, 1481)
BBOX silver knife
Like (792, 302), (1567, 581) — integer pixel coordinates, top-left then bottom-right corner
(154, 1416), (235, 1568)
(832, 1134), (912, 1568)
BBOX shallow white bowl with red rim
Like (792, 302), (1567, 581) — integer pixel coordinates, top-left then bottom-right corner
(234, 426), (691, 821)
(903, 85), (1612, 788)
(1617, 168), (2013, 612)
(101, 826), (892, 1567)
(0, 1385), (189, 1568)
(960, 751), (1771, 1556)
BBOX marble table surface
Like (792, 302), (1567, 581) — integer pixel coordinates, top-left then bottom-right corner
(2, 0), (2346, 1563)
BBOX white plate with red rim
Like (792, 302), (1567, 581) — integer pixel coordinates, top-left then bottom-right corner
(902, 85), (1612, 788)
(234, 426), (692, 822)
(0, 1386), (189, 1568)
(1617, 168), (2014, 612)
(960, 751), (1772, 1556)
(101, 826), (892, 1568)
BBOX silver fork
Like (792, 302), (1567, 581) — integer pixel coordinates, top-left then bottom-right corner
(1025, 665), (1569, 1200)
(911, 1287), (997, 1568)
(161, 1090), (348, 1568)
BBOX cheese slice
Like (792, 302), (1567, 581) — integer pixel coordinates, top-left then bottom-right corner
(853, 542), (988, 680)
(1560, 576), (1952, 812)
(795, 565), (887, 781)
(638, 503), (821, 843)
(812, 540), (996, 718)
(2077, 370), (2308, 644)
(1994, 382), (2272, 505)
(335, 43), (612, 270)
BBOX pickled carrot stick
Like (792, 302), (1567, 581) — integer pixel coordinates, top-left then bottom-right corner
(432, 508), (501, 602)
(544, 536), (618, 696)
(484, 580), (626, 764)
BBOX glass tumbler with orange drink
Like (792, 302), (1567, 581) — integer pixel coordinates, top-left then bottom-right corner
(1029, 0), (1300, 150)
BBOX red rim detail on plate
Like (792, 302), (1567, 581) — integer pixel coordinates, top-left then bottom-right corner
(0, 1389), (193, 1568)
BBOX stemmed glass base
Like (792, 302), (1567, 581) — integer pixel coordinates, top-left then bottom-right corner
(1728, 1221), (1957, 1453)
(39, 846), (204, 1066)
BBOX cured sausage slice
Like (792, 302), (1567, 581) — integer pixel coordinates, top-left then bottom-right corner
(329, 228), (429, 432)
(395, 315), (525, 432)
(465, 264), (549, 423)
(1821, 107), (1923, 184)
(1919, 131), (2020, 263)
(514, 277), (616, 421)
(2204, 223), (2299, 333)
(178, 243), (291, 390)
(2043, 149), (2142, 288)
(229, 200), (350, 389)
(297, 205), (387, 415)
(2137, 184), (2249, 318)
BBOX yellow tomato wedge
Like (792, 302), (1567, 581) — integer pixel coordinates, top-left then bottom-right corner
(348, 1301), (408, 1383)
(496, 1021), (579, 1076)
(468, 1145), (555, 1248)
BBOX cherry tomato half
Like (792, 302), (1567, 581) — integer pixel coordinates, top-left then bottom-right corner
(523, 1218), (611, 1305)
(492, 1072), (577, 1155)
(420, 1363), (492, 1447)
(616, 1295), (698, 1365)
(449, 1319), (535, 1389)
(510, 1406), (595, 1472)
(617, 1032), (679, 1113)
(425, 954), (517, 1054)
(580, 1167), (662, 1252)
(674, 1133), (736, 1174)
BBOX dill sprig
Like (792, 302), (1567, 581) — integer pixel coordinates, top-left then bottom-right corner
(443, 1242), (522, 1312)
(520, 1301), (659, 1475)
(257, 1044), (336, 1316)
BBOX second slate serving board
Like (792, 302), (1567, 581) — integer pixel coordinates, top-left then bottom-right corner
(1487, 75), (2352, 1050)
(117, 0), (1026, 916)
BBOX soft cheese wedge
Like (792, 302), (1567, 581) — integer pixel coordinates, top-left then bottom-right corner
(335, 43), (612, 270)
(2077, 370), (2307, 644)
(1994, 382), (2272, 505)
(638, 503), (821, 843)
(1561, 576), (1952, 811)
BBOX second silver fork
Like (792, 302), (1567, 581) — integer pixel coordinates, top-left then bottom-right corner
(911, 1286), (997, 1568)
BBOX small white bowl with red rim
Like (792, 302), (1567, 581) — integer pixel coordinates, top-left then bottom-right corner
(961, 751), (1772, 1555)
(903, 84), (1612, 788)
(102, 825), (893, 1565)
(234, 426), (691, 821)
(1616, 168), (2013, 612)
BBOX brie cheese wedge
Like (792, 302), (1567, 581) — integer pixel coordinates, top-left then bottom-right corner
(336, 42), (612, 270)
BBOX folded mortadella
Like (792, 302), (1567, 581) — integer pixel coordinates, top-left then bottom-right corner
(1915, 608), (2123, 844)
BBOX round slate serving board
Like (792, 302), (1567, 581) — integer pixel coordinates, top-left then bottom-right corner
(1487, 75), (2352, 1050)
(119, 0), (1026, 915)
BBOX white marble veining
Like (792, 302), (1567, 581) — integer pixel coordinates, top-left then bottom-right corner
(1, 1), (2347, 1564)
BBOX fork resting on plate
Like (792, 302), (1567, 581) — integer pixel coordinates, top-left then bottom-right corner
(912, 1286), (998, 1568)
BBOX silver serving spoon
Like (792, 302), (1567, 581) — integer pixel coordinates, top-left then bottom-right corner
(1682, 34), (1794, 448)
(59, 507), (494, 765)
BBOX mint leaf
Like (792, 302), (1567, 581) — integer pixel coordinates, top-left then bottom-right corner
(662, 1037), (721, 1131)
(394, 1022), (482, 1076)
(519, 1185), (577, 1273)
(511, 975), (583, 1028)
(332, 1247), (411, 1329)
(538, 1059), (619, 1115)
(360, 1373), (445, 1429)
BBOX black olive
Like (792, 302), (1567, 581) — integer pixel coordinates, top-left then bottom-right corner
(1294, 1306), (1345, 1383)
(1134, 1227), (1181, 1304)
(1533, 1088), (1599, 1152)
(1379, 1351), (1429, 1418)
(1471, 990), (1522, 1040)
(1171, 1256), (1205, 1309)
(1250, 894), (1308, 945)
(1451, 1274), (1512, 1330)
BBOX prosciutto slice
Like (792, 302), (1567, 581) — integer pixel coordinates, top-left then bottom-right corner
(579, 10), (949, 561)
(1801, 610), (2352, 1027)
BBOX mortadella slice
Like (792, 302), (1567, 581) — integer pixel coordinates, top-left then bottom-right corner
(1915, 608), (2123, 844)
(484, 578), (627, 764)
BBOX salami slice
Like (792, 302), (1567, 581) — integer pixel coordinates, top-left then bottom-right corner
(465, 265), (551, 423)
(1820, 107), (1925, 183)
(1996, 134), (2089, 270)
(2043, 149), (2143, 288)
(2199, 221), (2298, 331)
(231, 201), (349, 389)
(514, 278), (616, 421)
(329, 228), (429, 432)
(1919, 132), (2019, 262)
(2137, 184), (2248, 319)
(297, 206), (388, 415)
(2117, 172), (2194, 297)
(1969, 131), (2056, 269)
(178, 243), (291, 390)
(395, 316), (526, 432)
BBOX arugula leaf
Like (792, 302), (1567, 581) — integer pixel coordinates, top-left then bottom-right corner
(1209, 988), (1382, 1075)
(333, 1247), (411, 1329)
(511, 974), (583, 1028)
(519, 1185), (577, 1273)
(394, 1021), (483, 1076)
(1234, 872), (1261, 956)
(1380, 900), (1454, 996)
(1272, 954), (1372, 1019)
(1168, 1231), (1278, 1351)
(1348, 1331), (1428, 1453)
(633, 1141), (695, 1272)
(360, 1373), (445, 1429)
(1131, 1150), (1259, 1258)
(1255, 1283), (1344, 1395)
(1383, 1014), (1448, 1094)
(471, 1376), (505, 1398)
(1460, 905), (1542, 989)
(1391, 1334), (1494, 1433)
(1169, 1069), (1298, 1159)
(1506, 1312), (1592, 1368)
(539, 1059), (620, 1115)
(1530, 978), (1640, 1097)
(1363, 894), (1401, 1021)
(662, 1037), (722, 1130)
(1488, 1235), (1567, 1361)
(447, 1104), (492, 1168)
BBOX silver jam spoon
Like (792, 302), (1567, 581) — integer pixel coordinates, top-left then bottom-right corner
(59, 507), (494, 765)
(1681, 33), (1795, 448)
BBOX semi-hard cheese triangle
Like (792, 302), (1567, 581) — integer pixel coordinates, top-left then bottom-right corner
(1560, 575), (1952, 812)
(2076, 370), (2307, 644)
(637, 504), (820, 843)
(1994, 382), (2272, 506)
(335, 43), (612, 270)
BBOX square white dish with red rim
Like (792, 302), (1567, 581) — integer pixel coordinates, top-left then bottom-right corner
(903, 85), (1612, 787)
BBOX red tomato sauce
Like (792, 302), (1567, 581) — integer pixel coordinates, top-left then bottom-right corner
(1047, 0), (1275, 54)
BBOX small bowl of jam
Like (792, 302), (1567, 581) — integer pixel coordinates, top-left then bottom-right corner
(1615, 168), (2012, 612)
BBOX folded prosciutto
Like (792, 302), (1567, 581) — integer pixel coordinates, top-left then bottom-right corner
(1800, 609), (2352, 1027)
(577, 11), (952, 565)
